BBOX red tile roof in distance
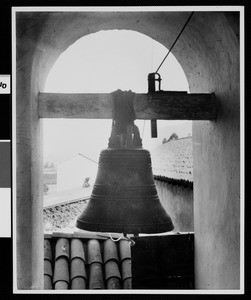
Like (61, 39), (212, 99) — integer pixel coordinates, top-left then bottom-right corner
(151, 137), (193, 182)
(44, 234), (132, 290)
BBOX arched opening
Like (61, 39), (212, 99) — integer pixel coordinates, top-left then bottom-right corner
(14, 10), (241, 290)
(42, 29), (192, 233)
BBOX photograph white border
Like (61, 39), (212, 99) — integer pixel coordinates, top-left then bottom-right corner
(11, 5), (245, 294)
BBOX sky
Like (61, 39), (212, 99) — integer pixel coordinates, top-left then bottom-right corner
(43, 29), (191, 165)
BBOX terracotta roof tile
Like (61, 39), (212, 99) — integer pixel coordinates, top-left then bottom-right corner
(44, 199), (88, 232)
(54, 281), (68, 290)
(107, 277), (121, 289)
(87, 239), (103, 264)
(44, 235), (132, 290)
(44, 259), (53, 277)
(151, 137), (193, 182)
(71, 277), (87, 290)
(70, 238), (86, 261)
(89, 262), (105, 289)
(53, 257), (70, 287)
(55, 238), (70, 260)
(105, 260), (121, 281)
(103, 239), (119, 263)
(44, 239), (52, 261)
(121, 258), (132, 280)
(70, 257), (87, 280)
(44, 274), (53, 290)
(123, 277), (132, 289)
(119, 239), (131, 261)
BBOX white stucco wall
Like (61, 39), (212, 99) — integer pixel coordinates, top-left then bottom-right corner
(155, 180), (194, 232)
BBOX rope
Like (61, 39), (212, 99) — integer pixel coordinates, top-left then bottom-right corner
(109, 232), (124, 242)
(108, 233), (136, 246)
(112, 89), (135, 134)
(155, 12), (194, 73)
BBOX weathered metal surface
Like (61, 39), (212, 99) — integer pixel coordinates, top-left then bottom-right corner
(77, 148), (174, 234)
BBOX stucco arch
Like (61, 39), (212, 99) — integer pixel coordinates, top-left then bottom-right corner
(15, 11), (240, 290)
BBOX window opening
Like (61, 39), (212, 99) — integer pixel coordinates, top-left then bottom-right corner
(43, 30), (192, 234)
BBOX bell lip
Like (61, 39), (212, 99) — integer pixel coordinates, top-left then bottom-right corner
(104, 148), (150, 152)
(76, 219), (174, 234)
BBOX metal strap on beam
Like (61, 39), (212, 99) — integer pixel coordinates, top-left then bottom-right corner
(38, 92), (217, 120)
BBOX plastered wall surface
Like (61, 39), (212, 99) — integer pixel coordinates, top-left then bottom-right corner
(155, 181), (194, 232)
(15, 11), (240, 289)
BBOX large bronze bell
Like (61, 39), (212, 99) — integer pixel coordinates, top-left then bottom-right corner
(76, 90), (174, 234)
(76, 147), (174, 234)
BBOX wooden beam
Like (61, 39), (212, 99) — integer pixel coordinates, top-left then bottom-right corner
(38, 91), (217, 120)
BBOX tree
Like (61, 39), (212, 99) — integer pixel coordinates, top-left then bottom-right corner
(162, 137), (167, 144)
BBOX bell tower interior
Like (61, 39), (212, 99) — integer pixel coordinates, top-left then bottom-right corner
(13, 9), (242, 291)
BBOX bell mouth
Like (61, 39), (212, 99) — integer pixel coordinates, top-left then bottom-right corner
(76, 218), (174, 234)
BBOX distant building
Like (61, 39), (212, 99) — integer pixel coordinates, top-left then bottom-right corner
(43, 171), (57, 185)
(43, 165), (57, 194)
(57, 153), (98, 191)
(151, 136), (193, 232)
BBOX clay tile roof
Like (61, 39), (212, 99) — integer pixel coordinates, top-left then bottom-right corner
(151, 137), (193, 182)
(53, 257), (70, 288)
(87, 239), (103, 264)
(119, 239), (131, 261)
(70, 238), (86, 262)
(123, 278), (132, 289)
(107, 277), (122, 289)
(89, 262), (105, 289)
(71, 277), (87, 290)
(44, 239), (53, 289)
(55, 238), (70, 260)
(44, 274), (53, 290)
(44, 259), (53, 277)
(44, 239), (52, 261)
(54, 281), (68, 290)
(44, 234), (132, 290)
(70, 258), (87, 281)
(105, 260), (121, 281)
(121, 259), (132, 280)
(103, 239), (119, 263)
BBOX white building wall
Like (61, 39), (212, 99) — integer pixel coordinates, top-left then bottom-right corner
(57, 155), (98, 191)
